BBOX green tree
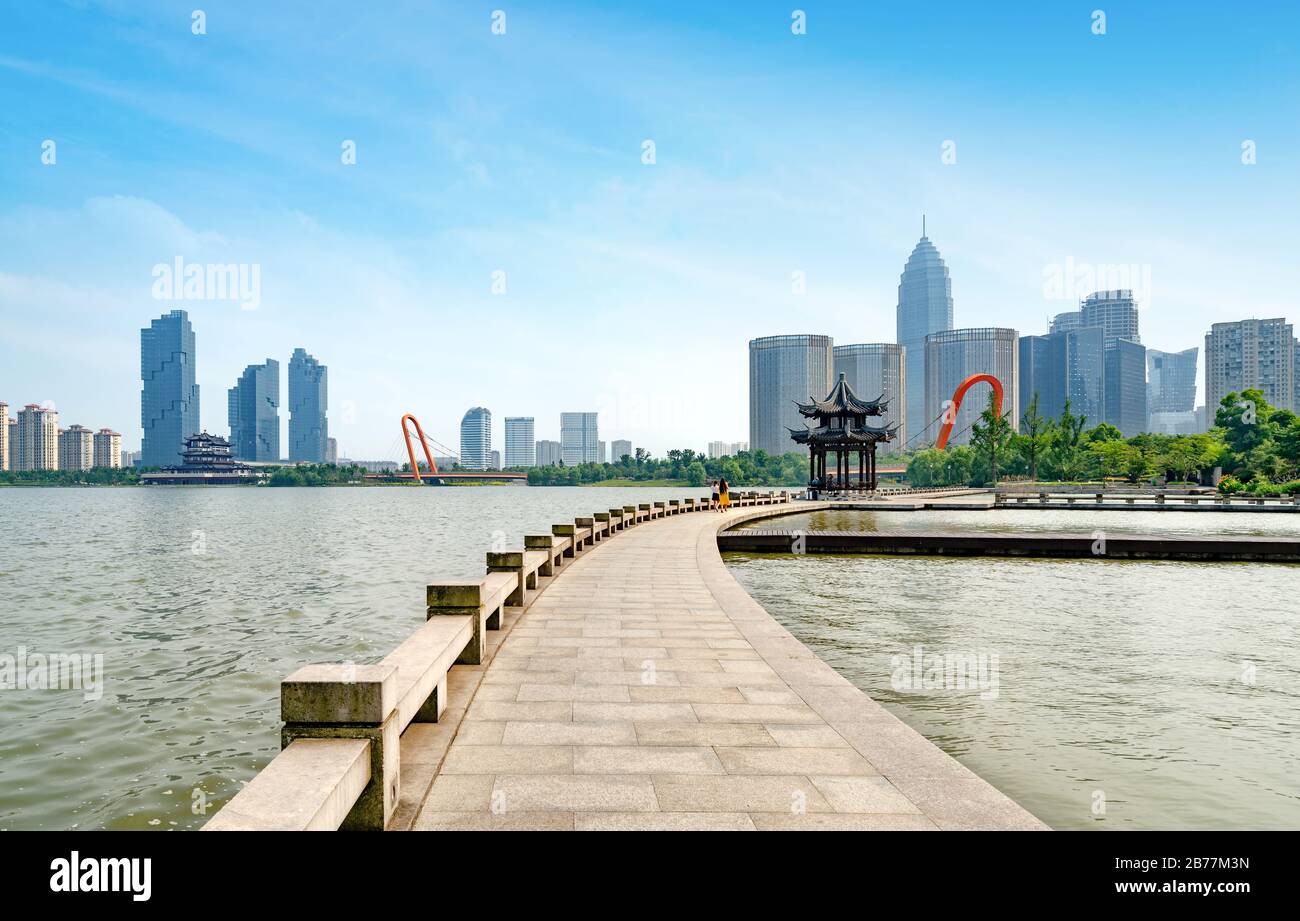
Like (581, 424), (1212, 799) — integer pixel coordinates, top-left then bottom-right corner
(969, 391), (1014, 485)
(1018, 392), (1052, 482)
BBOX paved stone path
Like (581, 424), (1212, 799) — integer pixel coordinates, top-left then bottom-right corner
(403, 502), (1046, 831)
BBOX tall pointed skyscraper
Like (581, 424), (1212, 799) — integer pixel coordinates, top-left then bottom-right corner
(141, 309), (200, 467)
(896, 220), (953, 445)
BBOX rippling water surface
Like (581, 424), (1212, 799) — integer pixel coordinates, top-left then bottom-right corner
(725, 508), (1300, 830)
(0, 485), (708, 830)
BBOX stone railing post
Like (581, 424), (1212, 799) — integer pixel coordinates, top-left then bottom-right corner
(576, 516), (596, 545)
(552, 523), (578, 556)
(486, 551), (527, 605)
(526, 534), (559, 574)
(427, 581), (488, 663)
(281, 663), (399, 831)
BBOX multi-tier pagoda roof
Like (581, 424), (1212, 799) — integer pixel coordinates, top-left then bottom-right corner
(788, 373), (896, 446)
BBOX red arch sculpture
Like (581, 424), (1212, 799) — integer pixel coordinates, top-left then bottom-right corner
(935, 373), (1004, 450)
(400, 414), (440, 482)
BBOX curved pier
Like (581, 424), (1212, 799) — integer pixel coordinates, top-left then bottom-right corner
(205, 491), (1046, 832)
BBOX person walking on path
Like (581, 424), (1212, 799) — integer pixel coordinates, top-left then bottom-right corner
(710, 479), (719, 510)
(718, 477), (730, 511)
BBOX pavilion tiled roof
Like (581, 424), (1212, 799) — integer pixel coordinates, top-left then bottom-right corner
(795, 373), (887, 418)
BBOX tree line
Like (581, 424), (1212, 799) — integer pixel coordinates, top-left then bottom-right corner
(906, 388), (1300, 495)
(525, 448), (808, 486)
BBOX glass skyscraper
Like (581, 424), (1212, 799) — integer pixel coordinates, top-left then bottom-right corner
(896, 231), (954, 444)
(288, 348), (328, 462)
(504, 417), (535, 467)
(1018, 327), (1104, 426)
(924, 328), (1019, 448)
(459, 407), (492, 470)
(228, 359), (280, 461)
(749, 335), (834, 456)
(1104, 338), (1148, 437)
(832, 343), (906, 450)
(141, 310), (200, 467)
(560, 412), (599, 465)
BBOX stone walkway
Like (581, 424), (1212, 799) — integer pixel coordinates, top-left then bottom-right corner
(404, 503), (1047, 831)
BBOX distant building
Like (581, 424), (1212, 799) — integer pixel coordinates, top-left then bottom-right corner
(14, 404), (60, 471)
(1049, 290), (1142, 344)
(459, 407), (492, 470)
(1104, 338), (1147, 437)
(94, 430), (123, 468)
(58, 424), (94, 471)
(611, 439), (632, 461)
(833, 343), (907, 450)
(1148, 411), (1201, 436)
(1205, 318), (1295, 414)
(536, 439), (562, 466)
(749, 334), (834, 456)
(0, 402), (8, 471)
(121, 449), (141, 468)
(1147, 348), (1198, 413)
(1018, 327), (1104, 426)
(288, 348), (328, 462)
(923, 328), (1019, 448)
(141, 310), (200, 467)
(228, 358), (280, 462)
(352, 459), (399, 473)
(325, 438), (338, 465)
(896, 229), (954, 444)
(489, 449), (501, 470)
(598, 440), (607, 463)
(504, 417), (535, 467)
(560, 412), (599, 464)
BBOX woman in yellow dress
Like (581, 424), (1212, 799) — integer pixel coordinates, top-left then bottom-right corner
(718, 477), (730, 511)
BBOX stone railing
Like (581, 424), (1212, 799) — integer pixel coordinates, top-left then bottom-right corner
(997, 491), (1298, 508)
(203, 489), (790, 831)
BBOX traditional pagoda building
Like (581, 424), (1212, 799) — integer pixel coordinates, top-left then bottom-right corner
(141, 432), (262, 485)
(789, 372), (896, 493)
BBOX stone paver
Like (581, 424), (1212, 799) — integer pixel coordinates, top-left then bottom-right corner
(410, 502), (1048, 831)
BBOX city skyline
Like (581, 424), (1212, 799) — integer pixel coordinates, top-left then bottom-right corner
(3, 3), (1296, 457)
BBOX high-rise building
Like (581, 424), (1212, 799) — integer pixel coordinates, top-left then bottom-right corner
(749, 334), (834, 456)
(1082, 290), (1141, 343)
(611, 439), (632, 461)
(121, 449), (140, 468)
(0, 402), (8, 471)
(141, 310), (200, 467)
(459, 407), (492, 470)
(7, 417), (15, 468)
(325, 438), (338, 465)
(1205, 318), (1295, 415)
(1146, 347), (1199, 434)
(896, 229), (954, 444)
(228, 359), (280, 462)
(1018, 327), (1104, 426)
(504, 417), (535, 467)
(833, 343), (907, 450)
(1147, 348), (1198, 413)
(1104, 339), (1147, 437)
(598, 440), (607, 463)
(1050, 290), (1142, 344)
(15, 404), (60, 471)
(94, 429), (122, 468)
(288, 348), (328, 462)
(560, 412), (599, 465)
(58, 424), (94, 471)
(923, 328), (1019, 448)
(535, 439), (562, 466)
(489, 449), (501, 470)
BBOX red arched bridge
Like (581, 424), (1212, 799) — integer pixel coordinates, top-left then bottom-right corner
(362, 414), (527, 483)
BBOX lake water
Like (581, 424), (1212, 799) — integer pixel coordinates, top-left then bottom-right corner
(0, 485), (709, 830)
(725, 509), (1300, 830)
(3, 491), (1295, 831)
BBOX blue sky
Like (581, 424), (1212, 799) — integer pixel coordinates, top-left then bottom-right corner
(1, 0), (1297, 458)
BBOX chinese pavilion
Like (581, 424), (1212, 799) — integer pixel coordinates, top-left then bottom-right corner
(789, 372), (896, 493)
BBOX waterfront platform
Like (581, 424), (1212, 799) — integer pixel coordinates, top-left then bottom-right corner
(719, 528), (1300, 562)
(206, 492), (1047, 831)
